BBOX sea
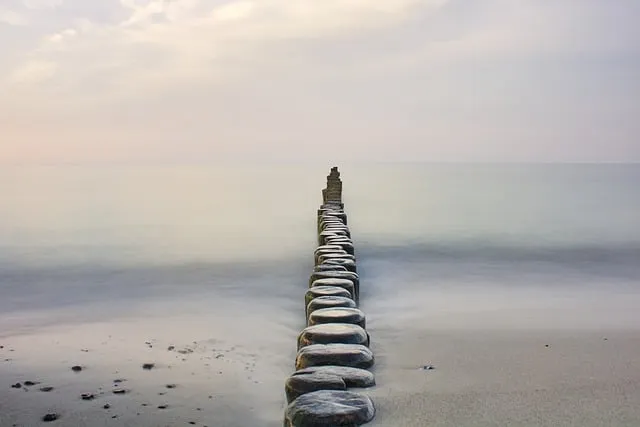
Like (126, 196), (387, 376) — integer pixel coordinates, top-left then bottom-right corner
(1, 163), (639, 426)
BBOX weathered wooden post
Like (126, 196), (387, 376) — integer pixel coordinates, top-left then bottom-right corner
(283, 167), (376, 426)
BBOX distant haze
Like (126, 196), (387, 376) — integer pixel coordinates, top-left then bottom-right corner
(1, 0), (639, 163)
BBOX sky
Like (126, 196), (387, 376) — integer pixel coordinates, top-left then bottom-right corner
(1, 0), (639, 163)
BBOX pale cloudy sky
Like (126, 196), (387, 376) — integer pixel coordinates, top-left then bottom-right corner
(1, 0), (639, 163)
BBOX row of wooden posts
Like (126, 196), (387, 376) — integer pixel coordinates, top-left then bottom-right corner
(283, 167), (376, 426)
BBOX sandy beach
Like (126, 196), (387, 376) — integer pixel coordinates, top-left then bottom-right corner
(3, 276), (640, 426)
(0, 294), (298, 426)
(368, 329), (640, 427)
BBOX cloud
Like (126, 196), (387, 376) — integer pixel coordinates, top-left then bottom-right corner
(0, 8), (28, 26)
(9, 60), (57, 84)
(12, 0), (637, 105)
(23, 0), (64, 10)
(46, 27), (77, 43)
(5, 1), (640, 101)
(4, 0), (447, 99)
(1, 0), (639, 163)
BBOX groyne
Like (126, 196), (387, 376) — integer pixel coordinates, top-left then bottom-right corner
(283, 167), (376, 426)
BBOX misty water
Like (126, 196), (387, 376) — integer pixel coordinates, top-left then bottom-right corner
(1, 164), (639, 426)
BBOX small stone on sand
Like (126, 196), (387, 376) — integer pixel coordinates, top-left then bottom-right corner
(71, 365), (83, 372)
(142, 363), (155, 370)
(42, 413), (59, 422)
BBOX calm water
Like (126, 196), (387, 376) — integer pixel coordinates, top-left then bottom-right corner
(1, 164), (639, 313)
(1, 164), (639, 425)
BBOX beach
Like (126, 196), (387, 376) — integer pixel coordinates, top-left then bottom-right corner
(1, 164), (639, 426)
(370, 329), (640, 426)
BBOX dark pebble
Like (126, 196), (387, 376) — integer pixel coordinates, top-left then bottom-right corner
(113, 389), (127, 394)
(24, 380), (40, 386)
(71, 366), (83, 372)
(545, 344), (550, 348)
(142, 363), (155, 370)
(103, 404), (111, 409)
(39, 386), (54, 392)
(166, 384), (177, 389)
(113, 379), (125, 384)
(168, 346), (175, 351)
(42, 413), (59, 422)
(112, 415), (118, 419)
(157, 404), (168, 409)
(11, 383), (21, 389)
(421, 365), (435, 371)
(81, 393), (95, 401)
(189, 422), (196, 425)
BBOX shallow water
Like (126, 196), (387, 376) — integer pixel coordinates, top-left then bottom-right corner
(1, 164), (639, 426)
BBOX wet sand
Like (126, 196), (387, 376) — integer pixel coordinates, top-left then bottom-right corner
(5, 324), (638, 427)
(367, 329), (640, 427)
(0, 287), (302, 427)
(4, 285), (640, 427)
